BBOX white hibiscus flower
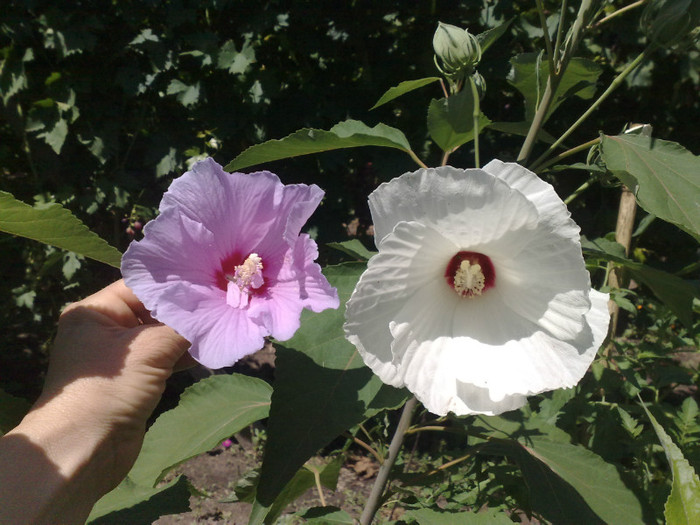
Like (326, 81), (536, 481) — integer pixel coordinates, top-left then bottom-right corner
(344, 160), (610, 416)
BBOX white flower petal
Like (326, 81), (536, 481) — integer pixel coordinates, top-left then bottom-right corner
(369, 166), (540, 250)
(345, 220), (458, 385)
(484, 159), (581, 240)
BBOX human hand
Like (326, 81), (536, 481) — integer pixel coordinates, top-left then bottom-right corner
(0, 280), (192, 524)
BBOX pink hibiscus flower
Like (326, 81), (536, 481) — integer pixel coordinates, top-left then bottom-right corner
(121, 158), (339, 368)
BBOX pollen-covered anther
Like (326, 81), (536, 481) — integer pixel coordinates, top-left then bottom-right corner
(453, 260), (485, 298)
(228, 253), (264, 290)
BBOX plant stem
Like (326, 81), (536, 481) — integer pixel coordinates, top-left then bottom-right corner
(468, 76), (481, 168)
(518, 0), (595, 164)
(593, 0), (648, 28)
(564, 178), (593, 205)
(360, 397), (418, 525)
(536, 0), (556, 77)
(406, 149), (429, 169)
(531, 45), (654, 169)
(553, 0), (568, 66)
(531, 136), (600, 172)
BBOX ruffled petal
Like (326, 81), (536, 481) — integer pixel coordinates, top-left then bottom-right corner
(369, 166), (539, 249)
(484, 159), (581, 240)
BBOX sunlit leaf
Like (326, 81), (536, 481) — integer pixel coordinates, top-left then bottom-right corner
(642, 405), (700, 525)
(226, 120), (413, 171)
(370, 77), (441, 110)
(0, 191), (122, 267)
(127, 374), (272, 488)
(87, 476), (191, 523)
(249, 263), (408, 525)
(600, 134), (700, 241)
(427, 89), (491, 152)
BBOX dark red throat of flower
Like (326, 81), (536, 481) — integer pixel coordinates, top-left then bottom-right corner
(444, 251), (496, 298)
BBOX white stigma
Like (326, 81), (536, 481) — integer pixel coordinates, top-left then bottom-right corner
(228, 253), (264, 290)
(453, 260), (485, 298)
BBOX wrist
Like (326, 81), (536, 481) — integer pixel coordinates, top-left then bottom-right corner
(0, 397), (118, 524)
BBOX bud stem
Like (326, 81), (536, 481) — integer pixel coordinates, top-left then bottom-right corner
(468, 75), (481, 169)
(530, 45), (655, 170)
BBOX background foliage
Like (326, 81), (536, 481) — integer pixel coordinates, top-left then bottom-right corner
(1, 0), (699, 523)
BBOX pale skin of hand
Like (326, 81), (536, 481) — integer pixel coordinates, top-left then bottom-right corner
(0, 280), (193, 525)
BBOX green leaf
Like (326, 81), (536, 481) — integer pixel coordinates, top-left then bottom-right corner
(508, 54), (603, 123)
(427, 89), (491, 152)
(217, 38), (256, 75)
(37, 117), (68, 154)
(0, 191), (122, 267)
(166, 79), (200, 107)
(127, 374), (271, 488)
(0, 389), (31, 435)
(326, 239), (376, 261)
(87, 476), (191, 523)
(370, 77), (441, 110)
(475, 17), (514, 53)
(249, 263), (408, 524)
(642, 405), (700, 525)
(600, 134), (700, 241)
(298, 506), (354, 524)
(225, 120), (413, 171)
(582, 237), (698, 327)
(405, 508), (514, 525)
(520, 437), (645, 525)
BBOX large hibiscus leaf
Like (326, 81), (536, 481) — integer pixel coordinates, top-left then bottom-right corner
(91, 374), (271, 519)
(86, 477), (192, 524)
(249, 262), (408, 525)
(600, 134), (700, 242)
(0, 190), (122, 267)
(477, 416), (645, 525)
(642, 405), (700, 525)
(225, 120), (414, 171)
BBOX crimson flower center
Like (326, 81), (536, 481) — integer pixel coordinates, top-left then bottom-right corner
(444, 251), (495, 298)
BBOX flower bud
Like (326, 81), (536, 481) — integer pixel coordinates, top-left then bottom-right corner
(433, 22), (482, 81)
(471, 71), (487, 100)
(641, 0), (700, 49)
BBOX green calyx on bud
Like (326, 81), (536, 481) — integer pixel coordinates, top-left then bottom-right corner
(471, 71), (486, 100)
(641, 0), (700, 49)
(433, 22), (482, 82)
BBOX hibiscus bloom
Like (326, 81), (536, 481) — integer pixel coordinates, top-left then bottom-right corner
(122, 158), (339, 368)
(344, 160), (610, 416)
